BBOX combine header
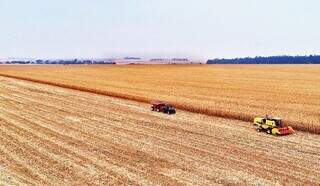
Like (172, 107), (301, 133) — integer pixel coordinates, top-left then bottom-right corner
(254, 115), (294, 135)
(151, 101), (176, 114)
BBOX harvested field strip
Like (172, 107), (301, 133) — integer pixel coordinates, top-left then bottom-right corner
(2, 80), (320, 166)
(0, 108), (209, 183)
(0, 118), (127, 185)
(0, 72), (317, 134)
(2, 102), (316, 184)
(0, 73), (258, 124)
(4, 86), (319, 176)
(0, 106), (168, 185)
(0, 73), (150, 103)
(3, 79), (320, 162)
(0, 90), (230, 184)
(1, 77), (320, 185)
(0, 147), (43, 185)
(0, 111), (131, 185)
(4, 81), (320, 166)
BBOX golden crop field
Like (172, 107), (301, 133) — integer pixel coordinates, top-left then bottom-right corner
(1, 76), (320, 185)
(0, 64), (319, 134)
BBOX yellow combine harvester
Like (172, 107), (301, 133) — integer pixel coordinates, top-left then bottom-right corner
(254, 115), (294, 135)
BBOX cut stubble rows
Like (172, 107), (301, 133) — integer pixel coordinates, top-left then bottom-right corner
(0, 77), (320, 185)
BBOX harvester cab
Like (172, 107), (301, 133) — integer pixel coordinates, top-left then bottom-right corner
(254, 115), (294, 135)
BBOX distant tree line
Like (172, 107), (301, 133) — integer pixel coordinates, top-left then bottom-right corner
(3, 59), (116, 65)
(150, 58), (189, 62)
(207, 55), (320, 64)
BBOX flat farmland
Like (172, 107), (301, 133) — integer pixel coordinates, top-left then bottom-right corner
(1, 76), (320, 185)
(0, 65), (319, 133)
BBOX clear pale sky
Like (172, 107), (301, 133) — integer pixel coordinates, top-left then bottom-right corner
(0, 0), (319, 59)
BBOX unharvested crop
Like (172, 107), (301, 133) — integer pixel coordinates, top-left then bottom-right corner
(0, 64), (319, 133)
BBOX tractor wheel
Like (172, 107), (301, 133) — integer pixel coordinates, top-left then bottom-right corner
(267, 129), (271, 134)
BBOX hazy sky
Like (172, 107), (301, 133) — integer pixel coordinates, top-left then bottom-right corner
(0, 0), (319, 59)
